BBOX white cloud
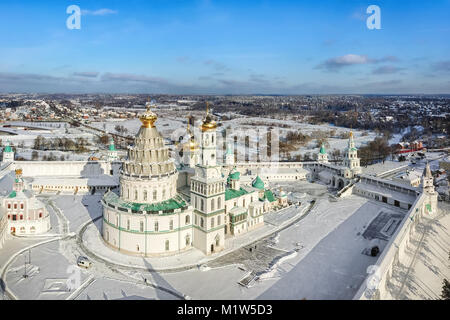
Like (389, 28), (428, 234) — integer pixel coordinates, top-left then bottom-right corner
(81, 9), (118, 16)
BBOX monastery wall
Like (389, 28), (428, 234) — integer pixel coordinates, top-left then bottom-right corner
(353, 191), (431, 300)
(12, 161), (120, 177)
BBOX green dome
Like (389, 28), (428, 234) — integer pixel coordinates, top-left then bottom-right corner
(319, 144), (326, 154)
(252, 176), (265, 190)
(108, 137), (116, 151)
(4, 141), (12, 153)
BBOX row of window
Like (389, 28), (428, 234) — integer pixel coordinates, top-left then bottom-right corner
(203, 133), (215, 146)
(193, 196), (222, 212)
(121, 185), (176, 202)
(129, 148), (168, 161)
(12, 226), (36, 234)
(106, 233), (191, 252)
(7, 212), (43, 220)
(191, 181), (224, 195)
(108, 213), (191, 232)
(125, 162), (173, 175)
(6, 202), (24, 210)
(193, 214), (221, 229)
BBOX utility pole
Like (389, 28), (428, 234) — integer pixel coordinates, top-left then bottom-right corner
(23, 249), (31, 279)
(23, 254), (28, 279)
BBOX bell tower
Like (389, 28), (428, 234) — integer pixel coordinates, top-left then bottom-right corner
(421, 162), (437, 215)
(191, 102), (226, 255)
(343, 131), (361, 174)
(317, 143), (328, 163)
(2, 141), (14, 163)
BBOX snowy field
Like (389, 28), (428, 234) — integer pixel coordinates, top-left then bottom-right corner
(89, 113), (379, 160)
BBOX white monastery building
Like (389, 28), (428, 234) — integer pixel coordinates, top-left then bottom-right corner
(1, 168), (51, 236)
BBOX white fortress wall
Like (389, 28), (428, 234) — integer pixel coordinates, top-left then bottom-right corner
(11, 161), (122, 177)
(353, 192), (428, 300)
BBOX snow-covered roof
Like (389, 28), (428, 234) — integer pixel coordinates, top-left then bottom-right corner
(355, 181), (417, 204)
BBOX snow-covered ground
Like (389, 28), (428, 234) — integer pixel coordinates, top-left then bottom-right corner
(1, 172), (415, 300)
(90, 114), (378, 161)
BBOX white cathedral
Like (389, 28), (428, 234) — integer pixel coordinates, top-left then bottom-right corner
(101, 104), (286, 256)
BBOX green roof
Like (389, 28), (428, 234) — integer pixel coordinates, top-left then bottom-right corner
(319, 144), (326, 154)
(109, 143), (116, 151)
(103, 191), (187, 213)
(425, 203), (432, 212)
(261, 190), (277, 202)
(225, 187), (249, 201)
(8, 191), (16, 198)
(4, 144), (12, 152)
(229, 170), (240, 180)
(252, 176), (265, 190)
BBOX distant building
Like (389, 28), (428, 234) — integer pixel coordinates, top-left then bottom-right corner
(2, 169), (51, 235)
(2, 141), (14, 163)
(317, 143), (328, 163)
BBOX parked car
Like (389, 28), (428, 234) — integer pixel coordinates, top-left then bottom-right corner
(77, 256), (92, 269)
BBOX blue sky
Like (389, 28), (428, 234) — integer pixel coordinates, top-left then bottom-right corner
(0, 0), (449, 94)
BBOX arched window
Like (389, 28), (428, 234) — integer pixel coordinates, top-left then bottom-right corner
(162, 189), (166, 198)
(127, 219), (130, 230)
(211, 217), (215, 228)
(14, 203), (17, 209)
(211, 198), (215, 211)
(185, 234), (190, 246)
(169, 219), (173, 230)
(165, 240), (169, 251)
(39, 212), (42, 218)
(200, 217), (204, 228)
(20, 203), (24, 210)
(201, 199), (204, 211)
(143, 190), (147, 201)
(140, 221), (144, 232)
(218, 197), (221, 209)
(7, 203), (10, 209)
(153, 190), (157, 200)
(185, 215), (190, 225)
(134, 190), (138, 200)
(218, 215), (221, 225)
(154, 221), (159, 232)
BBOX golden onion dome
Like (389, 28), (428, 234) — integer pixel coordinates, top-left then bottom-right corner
(201, 102), (217, 132)
(182, 117), (200, 150)
(183, 138), (199, 151)
(140, 102), (157, 128)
